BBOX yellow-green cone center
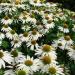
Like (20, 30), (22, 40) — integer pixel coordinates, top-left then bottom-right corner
(14, 16), (19, 19)
(17, 70), (26, 75)
(11, 50), (18, 57)
(34, 0), (37, 3)
(45, 16), (49, 20)
(31, 40), (36, 45)
(73, 45), (75, 50)
(58, 43), (62, 46)
(15, 0), (20, 5)
(3, 25), (8, 28)
(31, 14), (35, 18)
(42, 45), (51, 52)
(0, 51), (4, 58)
(64, 35), (71, 41)
(32, 30), (37, 35)
(4, 16), (9, 20)
(10, 30), (15, 34)
(63, 24), (68, 28)
(48, 67), (56, 74)
(23, 32), (28, 37)
(25, 60), (33, 66)
(41, 56), (51, 64)
(47, 20), (52, 24)
(14, 40), (18, 44)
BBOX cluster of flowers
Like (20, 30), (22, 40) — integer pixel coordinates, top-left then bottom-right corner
(0, 46), (64, 75)
(0, 0), (75, 75)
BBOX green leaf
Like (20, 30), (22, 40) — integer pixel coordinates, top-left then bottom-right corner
(0, 69), (4, 75)
(1, 41), (9, 49)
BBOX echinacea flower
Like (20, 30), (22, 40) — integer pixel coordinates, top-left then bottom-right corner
(26, 17), (36, 24)
(6, 30), (18, 40)
(1, 25), (12, 33)
(67, 45), (75, 60)
(21, 25), (30, 31)
(46, 22), (55, 29)
(4, 69), (29, 75)
(58, 23), (69, 33)
(40, 55), (57, 65)
(47, 64), (64, 75)
(44, 14), (53, 21)
(19, 32), (30, 42)
(59, 35), (73, 46)
(29, 29), (42, 40)
(17, 55), (40, 74)
(52, 40), (67, 50)
(0, 32), (5, 40)
(0, 50), (13, 69)
(29, 0), (43, 6)
(26, 40), (39, 50)
(35, 44), (56, 56)
(11, 49), (25, 63)
(4, 70), (15, 75)
(11, 39), (22, 48)
(1, 16), (12, 25)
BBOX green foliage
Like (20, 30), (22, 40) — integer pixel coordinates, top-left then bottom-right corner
(0, 69), (4, 75)
(1, 39), (11, 51)
(33, 71), (48, 75)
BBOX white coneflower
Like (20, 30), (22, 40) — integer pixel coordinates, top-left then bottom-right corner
(15, 0), (21, 5)
(19, 32), (30, 42)
(1, 16), (13, 25)
(29, 0), (42, 7)
(4, 70), (15, 75)
(46, 22), (55, 29)
(40, 55), (57, 66)
(6, 30), (18, 40)
(35, 44), (56, 56)
(46, 64), (64, 75)
(37, 25), (48, 34)
(58, 23), (69, 33)
(4, 69), (29, 75)
(5, 6), (17, 14)
(1, 25), (12, 33)
(56, 12), (67, 21)
(26, 40), (39, 50)
(44, 14), (53, 22)
(11, 39), (22, 48)
(29, 29), (42, 40)
(11, 49), (25, 63)
(52, 40), (67, 50)
(33, 0), (41, 4)
(0, 50), (13, 69)
(67, 45), (75, 60)
(0, 32), (5, 46)
(0, 32), (5, 40)
(21, 25), (31, 32)
(19, 13), (24, 19)
(46, 2), (57, 7)
(26, 17), (36, 24)
(17, 55), (40, 74)
(17, 5), (26, 10)
(19, 13), (26, 24)
(42, 18), (47, 24)
(59, 35), (73, 46)
(64, 35), (73, 45)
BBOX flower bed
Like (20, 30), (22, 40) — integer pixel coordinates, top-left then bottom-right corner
(0, 0), (75, 75)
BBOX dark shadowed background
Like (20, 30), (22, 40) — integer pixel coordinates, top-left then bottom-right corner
(47, 0), (75, 11)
